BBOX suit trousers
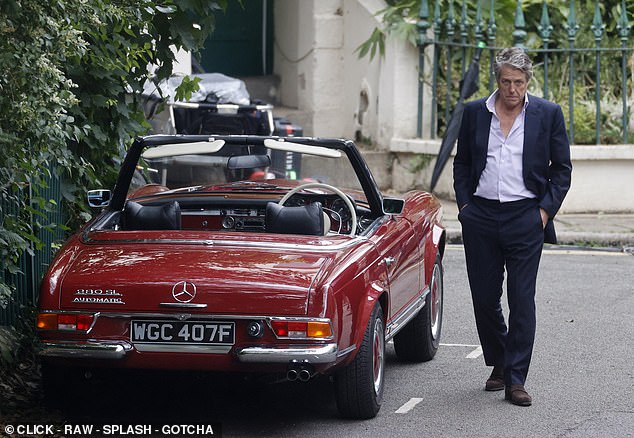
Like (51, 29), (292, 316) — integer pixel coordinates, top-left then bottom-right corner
(458, 196), (544, 385)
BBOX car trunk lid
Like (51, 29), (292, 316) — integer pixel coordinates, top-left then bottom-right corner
(59, 243), (333, 315)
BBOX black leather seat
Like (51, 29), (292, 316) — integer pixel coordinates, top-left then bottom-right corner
(121, 201), (181, 230)
(265, 202), (327, 236)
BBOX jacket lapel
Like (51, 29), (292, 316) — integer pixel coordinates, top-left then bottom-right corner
(523, 95), (540, 168)
(475, 101), (492, 175)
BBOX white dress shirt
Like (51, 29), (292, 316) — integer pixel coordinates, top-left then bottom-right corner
(474, 90), (537, 202)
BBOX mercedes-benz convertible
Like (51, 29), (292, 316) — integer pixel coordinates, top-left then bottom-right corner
(37, 135), (445, 419)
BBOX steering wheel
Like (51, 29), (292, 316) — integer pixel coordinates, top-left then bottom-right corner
(278, 182), (358, 236)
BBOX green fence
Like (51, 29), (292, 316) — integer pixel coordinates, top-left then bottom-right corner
(0, 171), (65, 326)
(416, 0), (633, 145)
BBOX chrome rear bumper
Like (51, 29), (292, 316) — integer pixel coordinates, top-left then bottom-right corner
(39, 340), (341, 364)
(39, 341), (132, 359)
(236, 343), (338, 363)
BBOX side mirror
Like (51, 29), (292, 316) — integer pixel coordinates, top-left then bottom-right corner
(87, 189), (111, 208)
(383, 197), (404, 214)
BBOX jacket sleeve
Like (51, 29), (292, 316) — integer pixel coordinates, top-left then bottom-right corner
(453, 103), (475, 209)
(539, 105), (572, 218)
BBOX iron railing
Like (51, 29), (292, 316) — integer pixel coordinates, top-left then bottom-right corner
(0, 170), (65, 326)
(417, 0), (632, 145)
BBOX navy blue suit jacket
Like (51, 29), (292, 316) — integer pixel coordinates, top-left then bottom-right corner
(453, 94), (572, 244)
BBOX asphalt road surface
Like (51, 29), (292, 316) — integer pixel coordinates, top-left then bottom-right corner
(29, 245), (634, 437)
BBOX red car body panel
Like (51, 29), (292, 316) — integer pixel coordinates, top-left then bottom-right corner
(59, 243), (329, 315)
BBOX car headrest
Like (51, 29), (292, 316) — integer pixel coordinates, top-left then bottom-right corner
(266, 202), (325, 236)
(121, 201), (181, 231)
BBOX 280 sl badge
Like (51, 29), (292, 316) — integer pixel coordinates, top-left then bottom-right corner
(72, 289), (125, 304)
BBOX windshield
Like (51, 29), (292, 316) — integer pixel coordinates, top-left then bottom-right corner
(137, 141), (367, 202)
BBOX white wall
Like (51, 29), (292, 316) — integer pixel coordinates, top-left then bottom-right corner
(274, 0), (419, 144)
(341, 0), (381, 143)
(273, 0), (303, 109)
(390, 138), (634, 213)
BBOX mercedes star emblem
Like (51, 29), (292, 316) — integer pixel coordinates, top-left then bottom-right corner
(172, 281), (197, 303)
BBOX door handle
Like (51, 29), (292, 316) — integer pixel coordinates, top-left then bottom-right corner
(383, 256), (396, 267)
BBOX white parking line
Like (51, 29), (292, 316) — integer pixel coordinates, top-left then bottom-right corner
(440, 343), (479, 348)
(466, 346), (483, 359)
(440, 343), (483, 359)
(395, 397), (423, 414)
(449, 243), (630, 256)
(542, 248), (630, 256)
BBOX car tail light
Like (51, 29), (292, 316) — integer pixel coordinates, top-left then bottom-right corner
(36, 313), (58, 330)
(270, 319), (333, 339)
(307, 322), (332, 338)
(37, 313), (95, 332)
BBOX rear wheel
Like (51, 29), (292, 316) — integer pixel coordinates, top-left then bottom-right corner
(394, 253), (443, 362)
(335, 304), (385, 419)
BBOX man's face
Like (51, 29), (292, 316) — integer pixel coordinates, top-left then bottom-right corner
(496, 65), (528, 111)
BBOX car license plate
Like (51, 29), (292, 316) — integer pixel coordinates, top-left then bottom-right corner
(130, 320), (235, 345)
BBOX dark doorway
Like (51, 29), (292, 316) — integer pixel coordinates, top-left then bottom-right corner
(198, 0), (274, 76)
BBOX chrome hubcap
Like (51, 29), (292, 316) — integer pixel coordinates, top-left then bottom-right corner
(372, 317), (385, 394)
(430, 263), (442, 340)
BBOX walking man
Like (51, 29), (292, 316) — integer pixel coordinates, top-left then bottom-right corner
(453, 47), (572, 406)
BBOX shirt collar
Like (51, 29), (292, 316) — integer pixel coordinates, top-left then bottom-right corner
(485, 90), (530, 114)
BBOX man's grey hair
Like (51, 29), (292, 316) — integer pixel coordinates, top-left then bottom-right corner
(494, 47), (533, 82)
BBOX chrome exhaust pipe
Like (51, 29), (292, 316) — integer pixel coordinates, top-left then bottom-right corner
(286, 368), (298, 381)
(298, 368), (311, 382)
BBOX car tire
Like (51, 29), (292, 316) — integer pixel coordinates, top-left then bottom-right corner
(394, 253), (443, 362)
(335, 303), (385, 419)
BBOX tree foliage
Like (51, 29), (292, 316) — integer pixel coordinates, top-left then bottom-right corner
(0, 0), (232, 386)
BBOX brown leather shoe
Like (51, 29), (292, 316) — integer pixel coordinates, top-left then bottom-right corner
(505, 384), (532, 406)
(485, 366), (504, 391)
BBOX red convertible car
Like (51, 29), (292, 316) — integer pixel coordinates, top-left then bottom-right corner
(37, 135), (445, 419)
